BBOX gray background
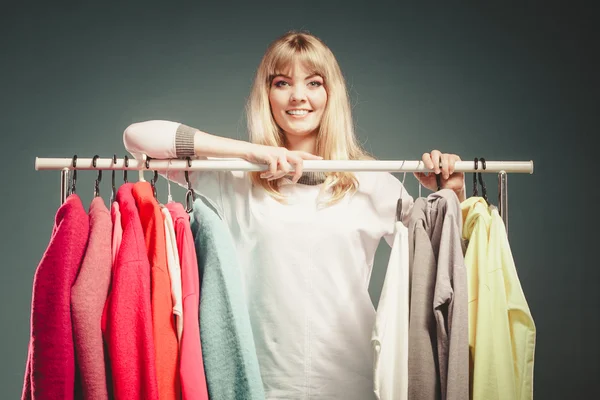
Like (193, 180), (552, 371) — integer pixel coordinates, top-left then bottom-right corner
(1, 1), (596, 398)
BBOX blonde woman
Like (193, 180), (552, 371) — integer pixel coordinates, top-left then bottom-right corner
(124, 30), (465, 399)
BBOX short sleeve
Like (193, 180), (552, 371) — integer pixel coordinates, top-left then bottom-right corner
(374, 172), (414, 247)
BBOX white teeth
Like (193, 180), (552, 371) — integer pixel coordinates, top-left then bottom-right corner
(286, 110), (310, 115)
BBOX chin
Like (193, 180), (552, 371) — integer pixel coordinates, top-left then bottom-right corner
(284, 128), (318, 137)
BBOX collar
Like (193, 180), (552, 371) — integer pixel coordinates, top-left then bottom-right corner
(283, 171), (326, 185)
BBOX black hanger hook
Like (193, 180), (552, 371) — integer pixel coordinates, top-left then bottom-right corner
(435, 159), (442, 191)
(123, 155), (129, 183)
(110, 154), (117, 203)
(472, 157), (479, 197)
(70, 155), (78, 195)
(185, 157), (195, 213)
(150, 170), (159, 199)
(92, 155), (102, 197)
(478, 157), (488, 203)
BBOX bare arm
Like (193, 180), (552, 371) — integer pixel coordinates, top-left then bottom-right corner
(123, 120), (322, 183)
(123, 120), (253, 160)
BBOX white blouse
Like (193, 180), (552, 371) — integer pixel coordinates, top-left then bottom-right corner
(124, 120), (414, 400)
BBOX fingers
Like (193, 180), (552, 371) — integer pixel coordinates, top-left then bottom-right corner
(441, 153), (450, 179)
(447, 154), (461, 176)
(286, 155), (303, 183)
(422, 150), (442, 174)
(260, 150), (323, 182)
(422, 152), (433, 170)
(430, 150), (442, 174)
(420, 151), (464, 192)
(274, 155), (293, 180)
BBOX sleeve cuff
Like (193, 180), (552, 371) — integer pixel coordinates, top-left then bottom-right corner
(175, 124), (197, 157)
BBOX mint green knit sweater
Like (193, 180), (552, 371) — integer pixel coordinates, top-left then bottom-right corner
(190, 198), (265, 400)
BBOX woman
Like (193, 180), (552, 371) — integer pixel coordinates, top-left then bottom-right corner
(124, 30), (465, 399)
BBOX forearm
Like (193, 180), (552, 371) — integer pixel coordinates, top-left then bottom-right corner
(191, 129), (253, 160)
(123, 120), (254, 160)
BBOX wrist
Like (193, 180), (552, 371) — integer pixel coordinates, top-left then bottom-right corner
(455, 184), (466, 202)
(240, 142), (259, 160)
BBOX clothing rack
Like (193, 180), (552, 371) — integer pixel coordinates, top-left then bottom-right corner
(35, 157), (534, 233)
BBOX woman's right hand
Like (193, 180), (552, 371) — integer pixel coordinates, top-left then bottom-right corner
(245, 144), (323, 183)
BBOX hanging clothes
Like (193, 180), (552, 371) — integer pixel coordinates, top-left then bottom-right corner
(190, 198), (265, 400)
(162, 206), (184, 343)
(102, 183), (158, 399)
(111, 201), (123, 266)
(461, 197), (536, 400)
(123, 120), (415, 400)
(132, 181), (180, 400)
(167, 202), (209, 400)
(71, 196), (112, 400)
(407, 190), (469, 400)
(372, 218), (410, 400)
(22, 194), (90, 400)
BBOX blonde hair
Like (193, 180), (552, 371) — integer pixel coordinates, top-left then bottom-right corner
(246, 30), (373, 206)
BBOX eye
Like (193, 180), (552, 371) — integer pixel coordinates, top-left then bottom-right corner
(274, 80), (288, 87)
(308, 81), (323, 87)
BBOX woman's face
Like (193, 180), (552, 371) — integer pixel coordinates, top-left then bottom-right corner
(269, 61), (327, 141)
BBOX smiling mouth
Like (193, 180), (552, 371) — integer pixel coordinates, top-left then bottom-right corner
(286, 110), (312, 116)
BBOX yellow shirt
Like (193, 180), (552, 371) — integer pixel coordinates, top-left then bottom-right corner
(462, 198), (536, 400)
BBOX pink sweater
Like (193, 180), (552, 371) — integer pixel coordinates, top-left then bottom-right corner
(167, 202), (209, 400)
(102, 183), (159, 399)
(22, 194), (89, 400)
(71, 197), (112, 400)
(133, 182), (179, 400)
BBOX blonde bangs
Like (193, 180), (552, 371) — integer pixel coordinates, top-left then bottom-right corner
(247, 31), (374, 206)
(267, 45), (327, 85)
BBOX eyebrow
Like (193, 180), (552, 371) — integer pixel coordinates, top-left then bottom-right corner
(272, 73), (322, 80)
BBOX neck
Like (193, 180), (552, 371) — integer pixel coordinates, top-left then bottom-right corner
(284, 131), (318, 154)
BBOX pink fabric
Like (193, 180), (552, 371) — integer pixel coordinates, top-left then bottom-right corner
(167, 202), (209, 400)
(111, 202), (123, 266)
(102, 183), (159, 399)
(133, 182), (179, 400)
(22, 194), (89, 400)
(71, 197), (112, 400)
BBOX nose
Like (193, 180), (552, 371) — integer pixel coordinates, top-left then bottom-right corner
(290, 85), (306, 102)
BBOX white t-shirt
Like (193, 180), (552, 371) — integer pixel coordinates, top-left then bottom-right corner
(125, 120), (414, 399)
(372, 221), (410, 400)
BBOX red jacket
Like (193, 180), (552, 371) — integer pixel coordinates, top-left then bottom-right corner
(167, 202), (209, 400)
(102, 183), (159, 399)
(22, 194), (89, 400)
(133, 182), (179, 400)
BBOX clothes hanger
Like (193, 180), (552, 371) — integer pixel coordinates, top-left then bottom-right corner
(123, 155), (129, 184)
(477, 157), (489, 204)
(110, 154), (117, 205)
(145, 156), (159, 200)
(165, 159), (174, 204)
(92, 155), (102, 198)
(395, 161), (407, 222)
(184, 157), (195, 213)
(70, 155), (77, 195)
(472, 158), (479, 197)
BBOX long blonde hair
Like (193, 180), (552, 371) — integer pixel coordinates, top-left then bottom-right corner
(246, 30), (373, 205)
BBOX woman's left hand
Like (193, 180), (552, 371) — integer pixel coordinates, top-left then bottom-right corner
(414, 150), (466, 201)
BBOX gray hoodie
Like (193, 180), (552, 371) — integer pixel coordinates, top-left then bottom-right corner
(407, 189), (469, 400)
